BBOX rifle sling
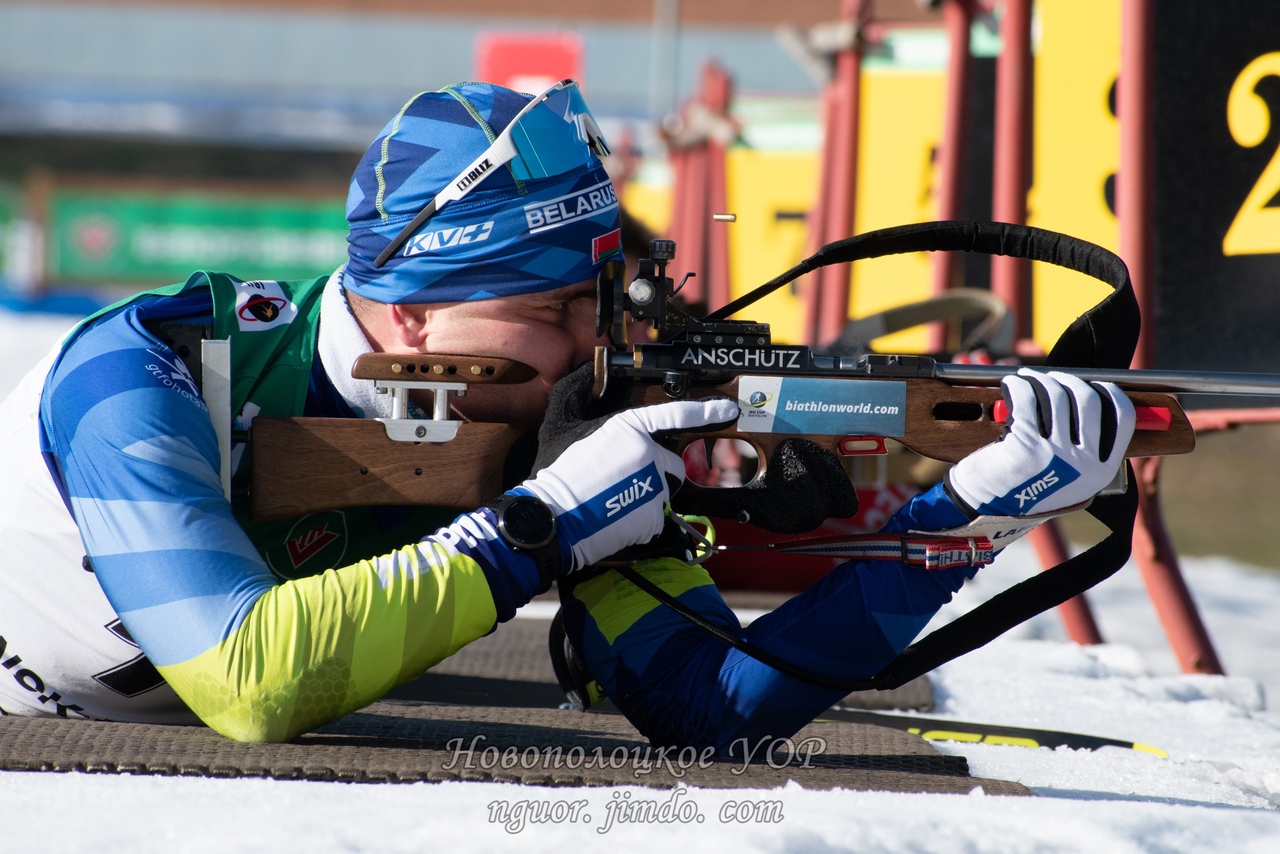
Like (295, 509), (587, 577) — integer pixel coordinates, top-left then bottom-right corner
(626, 220), (1142, 694)
(612, 479), (1135, 695)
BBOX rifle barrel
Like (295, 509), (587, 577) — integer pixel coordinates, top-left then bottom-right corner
(609, 346), (1280, 396)
(931, 364), (1280, 396)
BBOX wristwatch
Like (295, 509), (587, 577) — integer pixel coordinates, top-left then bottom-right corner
(488, 493), (562, 590)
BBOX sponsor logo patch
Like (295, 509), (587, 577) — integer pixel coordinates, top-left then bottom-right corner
(234, 280), (298, 332)
(286, 523), (341, 568)
(456, 157), (494, 193)
(265, 511), (348, 580)
(241, 295), (284, 323)
(402, 221), (495, 258)
(1015, 470), (1061, 508)
(569, 463), (664, 538)
(982, 460), (1080, 516)
(736, 376), (908, 437)
(679, 347), (805, 370)
(524, 180), (619, 234)
(0, 634), (89, 717)
(144, 348), (205, 409)
(605, 475), (656, 518)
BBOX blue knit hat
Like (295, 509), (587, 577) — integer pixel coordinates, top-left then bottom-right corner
(343, 81), (621, 304)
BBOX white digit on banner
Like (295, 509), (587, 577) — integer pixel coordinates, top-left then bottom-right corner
(1223, 52), (1280, 256)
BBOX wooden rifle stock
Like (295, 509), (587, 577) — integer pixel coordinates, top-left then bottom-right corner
(249, 418), (523, 521)
(622, 377), (1194, 497)
(248, 351), (1197, 522)
(249, 354), (532, 521)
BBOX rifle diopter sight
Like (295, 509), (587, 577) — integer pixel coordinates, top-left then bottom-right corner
(595, 238), (770, 347)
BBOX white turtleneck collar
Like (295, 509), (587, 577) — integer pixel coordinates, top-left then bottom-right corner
(317, 268), (398, 420)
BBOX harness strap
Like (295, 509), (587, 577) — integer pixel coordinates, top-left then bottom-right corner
(720, 533), (995, 570)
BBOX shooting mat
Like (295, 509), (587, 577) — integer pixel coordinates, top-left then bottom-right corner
(0, 603), (1031, 795)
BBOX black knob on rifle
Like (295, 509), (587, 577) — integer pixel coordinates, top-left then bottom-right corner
(648, 239), (676, 262)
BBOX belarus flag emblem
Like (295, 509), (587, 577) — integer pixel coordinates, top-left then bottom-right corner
(592, 228), (622, 264)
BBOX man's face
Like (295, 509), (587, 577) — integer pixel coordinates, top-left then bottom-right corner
(414, 279), (604, 430)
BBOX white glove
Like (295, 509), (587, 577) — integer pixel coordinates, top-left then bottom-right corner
(946, 369), (1135, 517)
(523, 398), (740, 571)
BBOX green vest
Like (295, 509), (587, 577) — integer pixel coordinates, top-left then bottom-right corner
(78, 272), (458, 581)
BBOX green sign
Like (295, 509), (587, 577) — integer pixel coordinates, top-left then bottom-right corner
(46, 188), (349, 285)
(0, 183), (19, 283)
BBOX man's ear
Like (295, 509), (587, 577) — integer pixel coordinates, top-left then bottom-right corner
(387, 303), (431, 349)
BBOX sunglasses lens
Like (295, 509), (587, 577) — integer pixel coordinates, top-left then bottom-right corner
(505, 84), (610, 182)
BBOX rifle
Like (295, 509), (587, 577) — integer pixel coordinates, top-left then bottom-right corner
(247, 221), (1280, 523)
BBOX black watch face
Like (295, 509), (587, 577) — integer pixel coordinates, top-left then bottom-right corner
(502, 497), (555, 549)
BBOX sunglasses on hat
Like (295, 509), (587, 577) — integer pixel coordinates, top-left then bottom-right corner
(374, 79), (611, 268)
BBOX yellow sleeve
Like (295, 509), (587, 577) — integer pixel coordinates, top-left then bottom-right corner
(157, 540), (498, 743)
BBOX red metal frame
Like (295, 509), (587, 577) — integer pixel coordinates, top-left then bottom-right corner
(804, 0), (870, 346)
(990, 0), (1033, 342)
(928, 0), (978, 352)
(663, 62), (736, 311)
(1118, 0), (1224, 674)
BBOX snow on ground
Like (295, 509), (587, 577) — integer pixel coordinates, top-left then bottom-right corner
(0, 309), (76, 380)
(2, 306), (1280, 852)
